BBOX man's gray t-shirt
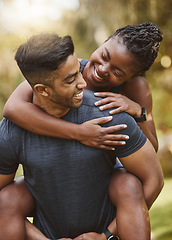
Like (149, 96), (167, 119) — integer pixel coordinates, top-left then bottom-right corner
(0, 89), (146, 240)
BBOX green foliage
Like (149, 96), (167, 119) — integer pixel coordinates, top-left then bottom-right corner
(150, 178), (172, 240)
(0, 34), (26, 120)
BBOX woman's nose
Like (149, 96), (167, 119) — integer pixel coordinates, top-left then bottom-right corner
(98, 64), (109, 76)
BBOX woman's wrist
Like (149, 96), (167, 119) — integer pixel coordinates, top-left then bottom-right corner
(73, 124), (84, 141)
(133, 104), (142, 118)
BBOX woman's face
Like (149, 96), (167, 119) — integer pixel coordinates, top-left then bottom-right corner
(84, 36), (140, 91)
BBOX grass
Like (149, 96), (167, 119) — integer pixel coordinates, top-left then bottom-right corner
(150, 178), (172, 240)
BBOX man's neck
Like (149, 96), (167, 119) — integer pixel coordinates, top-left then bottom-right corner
(33, 95), (70, 118)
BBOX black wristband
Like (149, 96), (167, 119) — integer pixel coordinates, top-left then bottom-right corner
(134, 107), (147, 122)
(103, 229), (115, 240)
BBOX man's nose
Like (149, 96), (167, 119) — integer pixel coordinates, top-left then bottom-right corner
(98, 63), (109, 76)
(77, 73), (87, 89)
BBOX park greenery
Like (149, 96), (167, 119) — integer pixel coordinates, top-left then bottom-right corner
(150, 178), (172, 240)
(0, 0), (172, 239)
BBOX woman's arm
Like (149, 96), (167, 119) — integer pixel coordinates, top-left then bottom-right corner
(3, 81), (129, 150)
(94, 76), (158, 152)
(122, 75), (158, 152)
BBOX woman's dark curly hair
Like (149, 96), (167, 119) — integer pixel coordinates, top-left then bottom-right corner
(108, 22), (163, 74)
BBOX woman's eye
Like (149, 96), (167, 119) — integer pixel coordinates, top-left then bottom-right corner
(113, 70), (122, 78)
(101, 52), (107, 61)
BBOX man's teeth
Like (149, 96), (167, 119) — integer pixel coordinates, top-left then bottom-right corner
(95, 69), (103, 80)
(75, 92), (83, 97)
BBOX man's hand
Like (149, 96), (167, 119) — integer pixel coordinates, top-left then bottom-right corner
(78, 116), (129, 150)
(58, 238), (72, 240)
(94, 92), (142, 118)
(74, 232), (106, 240)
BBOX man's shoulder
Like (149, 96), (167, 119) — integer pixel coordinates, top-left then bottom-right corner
(82, 89), (98, 107)
(0, 118), (20, 174)
(0, 118), (24, 141)
(0, 117), (19, 130)
(81, 89), (135, 124)
(0, 118), (16, 155)
(80, 89), (110, 120)
(81, 90), (147, 157)
(0, 118), (12, 136)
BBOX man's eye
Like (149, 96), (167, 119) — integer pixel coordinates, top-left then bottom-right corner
(67, 78), (75, 84)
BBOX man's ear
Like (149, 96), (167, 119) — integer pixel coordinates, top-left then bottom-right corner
(34, 84), (51, 97)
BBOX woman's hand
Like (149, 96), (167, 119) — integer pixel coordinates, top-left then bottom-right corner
(78, 116), (129, 150)
(94, 92), (142, 118)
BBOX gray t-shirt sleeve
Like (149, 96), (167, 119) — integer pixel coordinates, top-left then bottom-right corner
(0, 119), (19, 174)
(109, 112), (147, 158)
(81, 89), (147, 159)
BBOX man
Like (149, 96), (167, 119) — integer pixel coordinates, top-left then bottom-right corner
(0, 33), (163, 240)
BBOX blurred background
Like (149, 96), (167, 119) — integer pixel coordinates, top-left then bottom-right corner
(0, 0), (172, 239)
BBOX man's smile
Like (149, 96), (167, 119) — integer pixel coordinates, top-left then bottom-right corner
(73, 90), (84, 100)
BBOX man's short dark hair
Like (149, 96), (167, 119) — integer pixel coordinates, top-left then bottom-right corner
(15, 33), (75, 87)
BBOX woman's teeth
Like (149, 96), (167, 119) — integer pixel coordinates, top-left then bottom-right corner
(95, 69), (103, 80)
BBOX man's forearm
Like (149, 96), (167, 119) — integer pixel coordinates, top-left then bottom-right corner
(106, 218), (117, 235)
(25, 219), (50, 240)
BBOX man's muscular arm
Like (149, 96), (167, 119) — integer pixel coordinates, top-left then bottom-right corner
(25, 219), (51, 240)
(119, 139), (163, 209)
(73, 139), (163, 240)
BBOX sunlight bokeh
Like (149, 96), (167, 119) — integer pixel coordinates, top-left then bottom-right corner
(0, 0), (79, 34)
(161, 55), (171, 69)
